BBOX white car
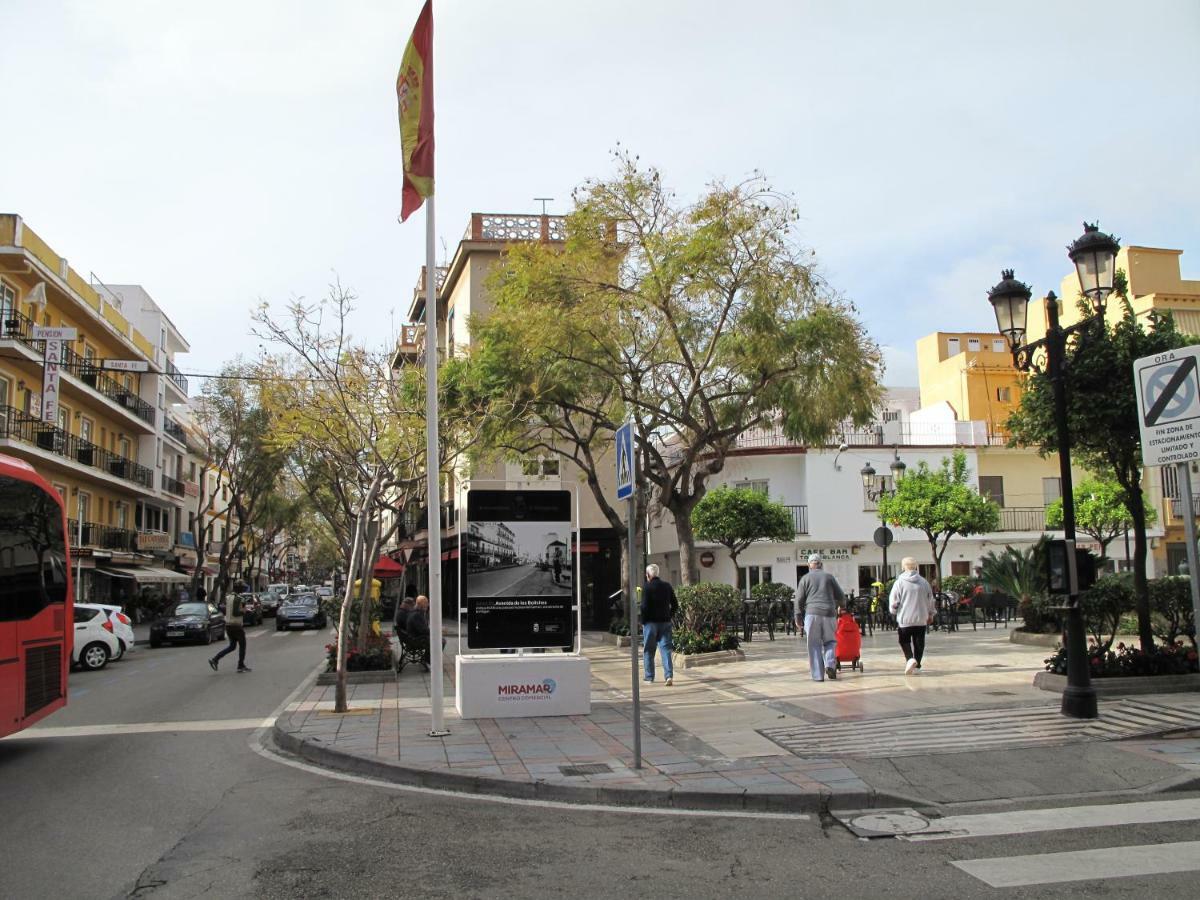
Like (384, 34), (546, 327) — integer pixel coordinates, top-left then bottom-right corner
(79, 602), (136, 660)
(72, 604), (122, 671)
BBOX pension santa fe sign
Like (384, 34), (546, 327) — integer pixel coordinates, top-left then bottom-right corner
(1133, 345), (1200, 467)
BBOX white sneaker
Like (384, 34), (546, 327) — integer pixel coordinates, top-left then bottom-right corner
(905, 658), (917, 675)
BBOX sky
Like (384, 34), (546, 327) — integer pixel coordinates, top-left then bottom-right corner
(2, 0), (1197, 388)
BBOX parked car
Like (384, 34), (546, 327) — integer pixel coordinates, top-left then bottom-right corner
(315, 585), (334, 600)
(77, 603), (136, 661)
(260, 588), (284, 617)
(239, 593), (264, 626)
(72, 604), (122, 671)
(276, 593), (327, 631)
(149, 602), (226, 647)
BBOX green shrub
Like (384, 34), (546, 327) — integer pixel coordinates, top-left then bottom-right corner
(750, 581), (794, 615)
(941, 575), (977, 597)
(1019, 594), (1060, 634)
(676, 582), (742, 633)
(325, 635), (394, 673)
(1079, 574), (1134, 650)
(1045, 639), (1199, 677)
(1150, 576), (1197, 648)
(671, 625), (739, 655)
(608, 617), (630, 636)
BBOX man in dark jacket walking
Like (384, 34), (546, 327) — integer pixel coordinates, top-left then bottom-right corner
(641, 564), (678, 685)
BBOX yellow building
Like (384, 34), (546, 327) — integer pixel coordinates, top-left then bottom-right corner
(0, 214), (191, 606)
(915, 331), (1024, 437)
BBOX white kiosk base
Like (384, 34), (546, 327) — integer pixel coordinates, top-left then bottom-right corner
(456, 655), (591, 719)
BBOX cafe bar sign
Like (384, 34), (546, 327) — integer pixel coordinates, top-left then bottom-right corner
(797, 546), (852, 561)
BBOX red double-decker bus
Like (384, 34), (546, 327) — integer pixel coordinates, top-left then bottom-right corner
(0, 453), (72, 739)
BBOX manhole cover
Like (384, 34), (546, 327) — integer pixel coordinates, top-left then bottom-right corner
(559, 763), (612, 776)
(835, 809), (942, 838)
(985, 690), (1017, 696)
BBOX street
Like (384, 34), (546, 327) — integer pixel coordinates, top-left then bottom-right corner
(1, 621), (1198, 899)
(470, 563), (571, 597)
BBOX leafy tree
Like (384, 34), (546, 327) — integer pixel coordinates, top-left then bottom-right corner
(1006, 274), (1190, 651)
(980, 538), (1052, 631)
(876, 450), (1000, 587)
(1044, 477), (1154, 565)
(691, 487), (795, 575)
(468, 152), (883, 586)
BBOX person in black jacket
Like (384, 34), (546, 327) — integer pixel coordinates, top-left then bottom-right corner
(641, 564), (679, 685)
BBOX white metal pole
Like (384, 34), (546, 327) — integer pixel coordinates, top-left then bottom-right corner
(424, 198), (448, 736)
(1177, 463), (1200, 636)
(76, 510), (83, 603)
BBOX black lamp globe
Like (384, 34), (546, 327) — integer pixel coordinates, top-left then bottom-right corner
(890, 455), (907, 483)
(860, 462), (877, 491)
(987, 269), (1033, 352)
(1067, 222), (1121, 314)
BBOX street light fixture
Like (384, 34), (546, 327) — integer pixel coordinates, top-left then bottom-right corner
(987, 221), (1121, 720)
(861, 448), (906, 588)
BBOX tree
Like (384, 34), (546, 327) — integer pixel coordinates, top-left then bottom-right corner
(691, 487), (795, 576)
(1006, 275), (1190, 652)
(876, 450), (1000, 587)
(1045, 477), (1154, 565)
(468, 152), (883, 587)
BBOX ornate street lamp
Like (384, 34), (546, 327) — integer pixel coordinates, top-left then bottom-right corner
(862, 449), (906, 588)
(987, 222), (1120, 720)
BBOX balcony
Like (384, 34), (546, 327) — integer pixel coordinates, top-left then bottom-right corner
(0, 310), (155, 426)
(163, 417), (187, 445)
(997, 507), (1052, 532)
(165, 358), (188, 396)
(0, 405), (154, 489)
(66, 519), (139, 552)
(161, 473), (186, 496)
(783, 505), (809, 535)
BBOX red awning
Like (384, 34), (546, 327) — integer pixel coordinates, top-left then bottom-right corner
(578, 541), (600, 554)
(440, 548), (461, 561)
(373, 556), (406, 577)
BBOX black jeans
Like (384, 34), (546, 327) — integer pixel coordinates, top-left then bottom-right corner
(897, 625), (926, 664)
(213, 625), (247, 668)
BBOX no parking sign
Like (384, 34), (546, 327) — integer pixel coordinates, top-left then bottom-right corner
(1134, 345), (1200, 466)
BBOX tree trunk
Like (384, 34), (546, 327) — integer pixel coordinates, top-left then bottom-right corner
(1127, 489), (1154, 652)
(674, 505), (700, 586)
(355, 521), (381, 651)
(334, 508), (368, 714)
(926, 533), (942, 591)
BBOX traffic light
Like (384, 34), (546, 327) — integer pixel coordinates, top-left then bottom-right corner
(1046, 540), (1098, 595)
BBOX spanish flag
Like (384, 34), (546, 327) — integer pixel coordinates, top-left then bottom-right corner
(397, 0), (434, 222)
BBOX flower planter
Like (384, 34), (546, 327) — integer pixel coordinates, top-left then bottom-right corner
(1033, 671), (1200, 696)
(677, 648), (746, 669)
(1010, 630), (1062, 648)
(316, 669), (395, 685)
(609, 633), (633, 648)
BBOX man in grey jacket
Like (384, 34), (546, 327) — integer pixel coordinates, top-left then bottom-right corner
(889, 557), (936, 675)
(795, 554), (845, 682)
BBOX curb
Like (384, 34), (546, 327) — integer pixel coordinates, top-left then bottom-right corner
(270, 719), (925, 814)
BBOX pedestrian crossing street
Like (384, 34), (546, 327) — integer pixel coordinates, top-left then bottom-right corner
(761, 696), (1200, 758)
(841, 798), (1200, 888)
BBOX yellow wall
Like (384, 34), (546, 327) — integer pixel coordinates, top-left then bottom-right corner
(916, 331), (1023, 431)
(975, 447), (1089, 508)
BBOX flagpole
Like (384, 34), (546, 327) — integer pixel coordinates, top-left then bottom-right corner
(424, 197), (448, 736)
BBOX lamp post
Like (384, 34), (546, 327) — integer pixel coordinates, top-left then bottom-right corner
(987, 222), (1121, 720)
(861, 449), (907, 586)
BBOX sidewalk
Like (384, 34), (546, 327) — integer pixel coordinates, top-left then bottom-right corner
(273, 626), (1200, 813)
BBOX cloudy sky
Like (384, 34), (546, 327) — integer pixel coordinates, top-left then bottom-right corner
(2, 0), (1196, 387)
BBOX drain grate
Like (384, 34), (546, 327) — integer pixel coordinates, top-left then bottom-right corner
(985, 690), (1017, 696)
(559, 763), (613, 776)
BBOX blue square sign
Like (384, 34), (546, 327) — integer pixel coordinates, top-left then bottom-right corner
(615, 422), (634, 500)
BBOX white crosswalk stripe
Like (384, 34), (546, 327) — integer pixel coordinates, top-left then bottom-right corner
(951, 841), (1200, 888)
(900, 798), (1200, 841)
(761, 698), (1200, 758)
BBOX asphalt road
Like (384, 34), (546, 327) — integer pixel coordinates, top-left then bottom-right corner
(2, 620), (1199, 899)
(470, 563), (572, 597)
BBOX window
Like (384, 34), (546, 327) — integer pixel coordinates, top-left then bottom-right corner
(1167, 543), (1188, 576)
(967, 338), (981, 352)
(116, 503), (128, 530)
(52, 483), (67, 501)
(1162, 466), (1180, 501)
(996, 386), (1012, 402)
(882, 409), (900, 423)
(80, 417), (94, 445)
(119, 437), (131, 460)
(950, 560), (971, 576)
(78, 492), (91, 523)
(978, 475), (1005, 507)
(946, 337), (960, 355)
(734, 480), (769, 496)
(0, 279), (15, 318)
(56, 405), (69, 434)
(447, 312), (456, 358)
(74, 606), (100, 624)
(83, 344), (96, 365)
(737, 565), (772, 598)
(189, 461), (196, 480)
(0, 374), (9, 408)
(992, 339), (1006, 353)
(1042, 477), (1062, 505)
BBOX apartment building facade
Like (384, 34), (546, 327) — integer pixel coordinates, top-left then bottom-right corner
(0, 214), (191, 604)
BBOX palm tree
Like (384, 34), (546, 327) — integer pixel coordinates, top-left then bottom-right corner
(980, 537), (1050, 630)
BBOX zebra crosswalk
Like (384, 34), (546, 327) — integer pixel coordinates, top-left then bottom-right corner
(840, 798), (1200, 889)
(760, 697), (1200, 758)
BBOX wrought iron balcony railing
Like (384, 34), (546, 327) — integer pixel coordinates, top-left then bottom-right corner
(0, 404), (154, 489)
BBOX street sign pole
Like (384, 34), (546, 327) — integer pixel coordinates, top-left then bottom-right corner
(615, 420), (641, 769)
(1177, 463), (1200, 635)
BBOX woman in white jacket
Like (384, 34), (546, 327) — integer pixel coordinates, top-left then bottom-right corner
(888, 557), (936, 675)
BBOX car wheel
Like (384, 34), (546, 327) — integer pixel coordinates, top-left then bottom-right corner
(79, 642), (110, 671)
(150, 637), (162, 648)
(112, 639), (126, 662)
(276, 622), (285, 632)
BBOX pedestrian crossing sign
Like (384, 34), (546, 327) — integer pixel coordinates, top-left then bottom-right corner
(615, 422), (634, 500)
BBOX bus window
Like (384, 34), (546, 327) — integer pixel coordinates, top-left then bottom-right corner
(0, 476), (69, 621)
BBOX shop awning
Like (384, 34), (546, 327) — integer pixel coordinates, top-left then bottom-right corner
(97, 565), (190, 584)
(373, 556), (405, 577)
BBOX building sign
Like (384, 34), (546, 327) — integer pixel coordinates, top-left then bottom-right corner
(796, 546), (852, 561)
(42, 338), (62, 424)
(137, 531), (172, 551)
(465, 490), (574, 650)
(31, 326), (78, 341)
(104, 359), (150, 373)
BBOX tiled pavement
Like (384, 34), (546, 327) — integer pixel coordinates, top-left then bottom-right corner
(273, 627), (1200, 811)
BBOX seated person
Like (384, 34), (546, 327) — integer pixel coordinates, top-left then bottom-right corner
(393, 596), (416, 633)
